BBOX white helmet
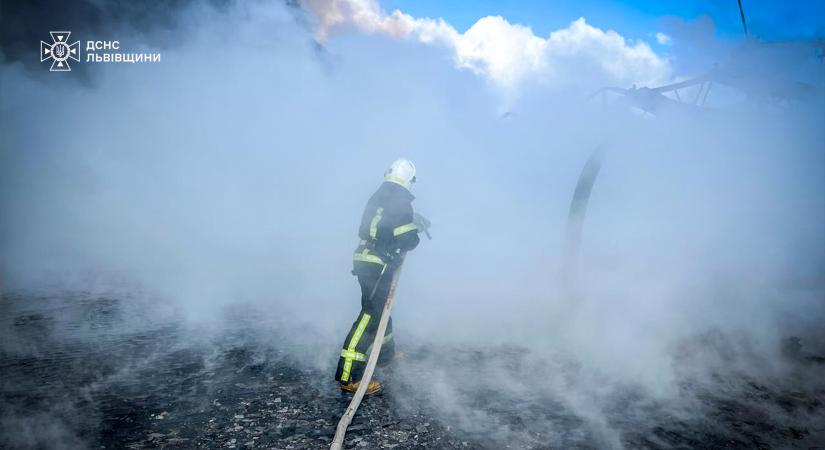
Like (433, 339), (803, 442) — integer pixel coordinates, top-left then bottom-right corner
(384, 158), (417, 190)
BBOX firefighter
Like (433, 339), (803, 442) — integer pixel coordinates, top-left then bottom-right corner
(335, 158), (428, 395)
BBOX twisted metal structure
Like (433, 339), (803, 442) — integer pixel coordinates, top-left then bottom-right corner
(563, 2), (824, 290)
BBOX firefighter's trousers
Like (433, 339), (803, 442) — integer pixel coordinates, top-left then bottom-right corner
(335, 264), (396, 384)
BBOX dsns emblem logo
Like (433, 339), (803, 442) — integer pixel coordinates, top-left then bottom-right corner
(40, 31), (80, 71)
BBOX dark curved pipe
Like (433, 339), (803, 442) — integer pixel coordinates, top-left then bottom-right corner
(738, 0), (749, 37)
(562, 144), (605, 293)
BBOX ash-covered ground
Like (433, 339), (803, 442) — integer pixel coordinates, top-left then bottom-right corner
(1, 292), (824, 450)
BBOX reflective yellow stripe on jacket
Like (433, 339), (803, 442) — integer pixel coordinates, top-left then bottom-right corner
(369, 207), (384, 239)
(393, 222), (417, 236)
(353, 248), (384, 265)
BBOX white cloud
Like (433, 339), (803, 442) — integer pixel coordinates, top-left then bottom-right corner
(302, 0), (672, 92)
(656, 32), (672, 45)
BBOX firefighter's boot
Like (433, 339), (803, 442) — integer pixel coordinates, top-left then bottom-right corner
(340, 379), (383, 396)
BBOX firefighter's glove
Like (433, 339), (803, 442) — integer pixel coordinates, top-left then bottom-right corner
(413, 212), (432, 239)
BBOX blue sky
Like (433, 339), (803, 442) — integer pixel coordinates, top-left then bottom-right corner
(382, 0), (825, 44)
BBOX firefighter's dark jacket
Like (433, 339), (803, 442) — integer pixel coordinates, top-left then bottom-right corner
(353, 181), (419, 273)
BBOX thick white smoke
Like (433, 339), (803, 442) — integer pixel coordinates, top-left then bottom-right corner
(1, 0), (823, 446)
(304, 0), (671, 94)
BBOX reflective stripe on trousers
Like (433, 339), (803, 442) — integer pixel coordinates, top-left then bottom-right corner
(340, 312), (371, 382)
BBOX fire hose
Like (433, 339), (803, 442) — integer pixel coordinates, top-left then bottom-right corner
(330, 257), (405, 450)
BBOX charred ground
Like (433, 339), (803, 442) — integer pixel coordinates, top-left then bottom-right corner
(1, 292), (823, 449)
